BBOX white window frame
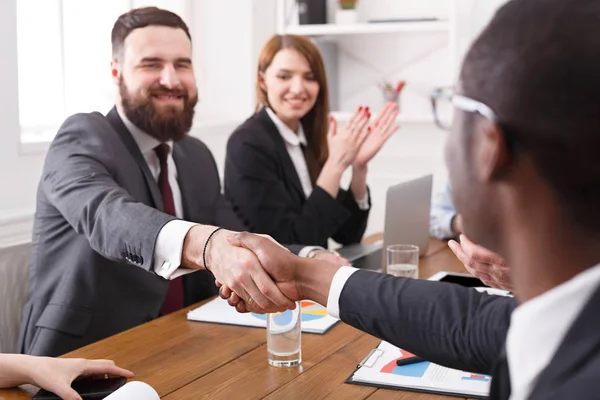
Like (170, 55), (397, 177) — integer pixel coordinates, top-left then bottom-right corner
(17, 0), (192, 154)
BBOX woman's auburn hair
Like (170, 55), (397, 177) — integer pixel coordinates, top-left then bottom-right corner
(255, 34), (330, 167)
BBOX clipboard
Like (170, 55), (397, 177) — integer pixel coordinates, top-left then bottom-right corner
(344, 341), (491, 399)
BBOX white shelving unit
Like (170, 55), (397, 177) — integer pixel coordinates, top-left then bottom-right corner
(275, 0), (458, 124)
(281, 21), (450, 37)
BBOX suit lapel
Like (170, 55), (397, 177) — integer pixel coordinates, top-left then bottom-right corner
(256, 108), (306, 199)
(172, 139), (218, 222)
(106, 107), (164, 211)
(531, 282), (600, 394)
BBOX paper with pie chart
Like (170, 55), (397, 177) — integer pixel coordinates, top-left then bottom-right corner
(186, 297), (339, 334)
(348, 341), (491, 398)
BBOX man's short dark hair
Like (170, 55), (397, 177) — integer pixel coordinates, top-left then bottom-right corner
(461, 0), (600, 237)
(111, 7), (191, 59)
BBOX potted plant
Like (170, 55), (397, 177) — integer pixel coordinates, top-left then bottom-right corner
(339, 0), (357, 10)
(336, 0), (358, 24)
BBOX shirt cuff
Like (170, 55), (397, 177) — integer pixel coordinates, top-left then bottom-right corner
(326, 266), (359, 319)
(441, 212), (457, 239)
(153, 220), (197, 279)
(298, 246), (326, 258)
(354, 192), (370, 210)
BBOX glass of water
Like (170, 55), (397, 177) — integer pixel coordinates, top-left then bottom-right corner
(267, 301), (301, 367)
(386, 244), (419, 278)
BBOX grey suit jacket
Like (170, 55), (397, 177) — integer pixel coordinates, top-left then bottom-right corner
(19, 108), (246, 357)
(340, 270), (600, 399)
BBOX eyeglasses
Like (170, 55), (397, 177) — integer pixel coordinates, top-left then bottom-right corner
(430, 87), (499, 131)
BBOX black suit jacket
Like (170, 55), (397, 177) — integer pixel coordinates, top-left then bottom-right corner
(224, 108), (369, 247)
(19, 108), (246, 357)
(339, 270), (600, 399)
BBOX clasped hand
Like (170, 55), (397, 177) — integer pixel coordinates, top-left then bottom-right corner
(326, 102), (400, 170)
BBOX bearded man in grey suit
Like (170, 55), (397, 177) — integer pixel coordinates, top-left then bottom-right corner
(18, 7), (315, 357)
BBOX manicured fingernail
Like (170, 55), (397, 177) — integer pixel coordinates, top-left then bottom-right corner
(358, 106), (363, 111)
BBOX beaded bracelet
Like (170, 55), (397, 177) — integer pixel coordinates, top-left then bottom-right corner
(202, 227), (223, 271)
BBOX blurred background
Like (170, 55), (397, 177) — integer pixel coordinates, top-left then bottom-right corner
(0, 0), (507, 245)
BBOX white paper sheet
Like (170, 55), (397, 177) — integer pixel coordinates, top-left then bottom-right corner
(187, 297), (339, 334)
(104, 381), (159, 400)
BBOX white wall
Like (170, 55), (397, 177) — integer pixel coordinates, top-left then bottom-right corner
(0, 0), (508, 246)
(0, 0), (46, 245)
(0, 0), (273, 246)
(453, 0), (509, 79)
(336, 0), (453, 116)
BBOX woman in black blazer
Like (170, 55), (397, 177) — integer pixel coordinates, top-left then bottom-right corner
(224, 34), (399, 248)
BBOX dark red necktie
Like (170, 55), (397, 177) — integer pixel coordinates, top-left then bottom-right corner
(155, 144), (185, 315)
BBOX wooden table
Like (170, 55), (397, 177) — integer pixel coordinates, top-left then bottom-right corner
(1, 238), (470, 400)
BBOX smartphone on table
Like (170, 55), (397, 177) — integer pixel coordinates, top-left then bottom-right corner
(32, 376), (127, 400)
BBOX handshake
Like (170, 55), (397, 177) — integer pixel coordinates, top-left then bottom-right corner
(181, 227), (349, 314)
(180, 225), (513, 315)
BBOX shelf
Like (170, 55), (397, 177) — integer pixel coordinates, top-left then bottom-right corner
(282, 21), (450, 37)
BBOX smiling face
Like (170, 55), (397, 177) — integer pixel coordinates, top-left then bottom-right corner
(112, 25), (198, 142)
(260, 48), (320, 131)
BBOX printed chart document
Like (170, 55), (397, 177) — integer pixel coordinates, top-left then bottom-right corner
(187, 297), (339, 334)
(346, 341), (491, 399)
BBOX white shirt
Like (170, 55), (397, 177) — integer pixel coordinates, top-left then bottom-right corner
(326, 264), (600, 400)
(264, 107), (370, 209)
(119, 111), (196, 279)
(429, 182), (458, 240)
(506, 263), (600, 400)
(265, 107), (313, 198)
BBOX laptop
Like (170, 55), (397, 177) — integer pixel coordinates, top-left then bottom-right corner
(337, 174), (433, 270)
(382, 174), (433, 257)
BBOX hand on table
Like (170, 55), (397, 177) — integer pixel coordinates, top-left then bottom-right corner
(0, 355), (133, 400)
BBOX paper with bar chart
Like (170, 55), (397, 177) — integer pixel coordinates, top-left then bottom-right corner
(187, 298), (339, 334)
(348, 341), (491, 398)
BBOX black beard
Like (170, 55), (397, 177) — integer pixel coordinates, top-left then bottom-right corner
(119, 78), (198, 142)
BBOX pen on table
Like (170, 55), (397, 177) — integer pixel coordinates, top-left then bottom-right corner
(396, 355), (427, 366)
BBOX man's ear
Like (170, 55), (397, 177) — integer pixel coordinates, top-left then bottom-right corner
(111, 58), (121, 85)
(474, 118), (511, 183)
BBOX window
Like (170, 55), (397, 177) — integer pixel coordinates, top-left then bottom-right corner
(16, 0), (190, 143)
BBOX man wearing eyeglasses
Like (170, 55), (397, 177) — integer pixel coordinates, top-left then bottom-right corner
(222, 0), (600, 398)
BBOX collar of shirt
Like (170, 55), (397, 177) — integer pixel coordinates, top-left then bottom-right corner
(117, 108), (174, 159)
(117, 108), (175, 180)
(265, 106), (307, 147)
(506, 263), (600, 400)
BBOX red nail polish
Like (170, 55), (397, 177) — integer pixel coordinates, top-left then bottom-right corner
(366, 107), (370, 112)
(358, 106), (363, 112)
